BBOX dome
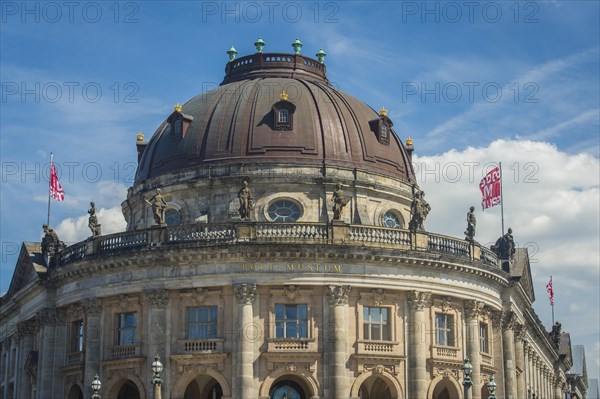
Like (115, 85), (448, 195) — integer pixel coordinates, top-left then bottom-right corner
(135, 52), (415, 184)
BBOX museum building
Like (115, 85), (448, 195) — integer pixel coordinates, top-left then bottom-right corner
(0, 42), (590, 399)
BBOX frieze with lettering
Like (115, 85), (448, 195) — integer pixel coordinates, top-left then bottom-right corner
(241, 262), (342, 273)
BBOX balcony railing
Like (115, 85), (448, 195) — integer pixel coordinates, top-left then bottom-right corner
(54, 222), (500, 269)
(179, 339), (223, 353)
(110, 344), (139, 359)
(357, 340), (399, 354)
(66, 351), (84, 365)
(433, 345), (459, 359)
(268, 338), (315, 351)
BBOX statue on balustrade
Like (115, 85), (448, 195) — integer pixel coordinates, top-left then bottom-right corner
(491, 227), (515, 260)
(41, 224), (65, 262)
(238, 180), (254, 221)
(332, 183), (349, 221)
(88, 201), (101, 237)
(145, 188), (167, 226)
(550, 322), (562, 347)
(464, 206), (476, 241)
(409, 189), (431, 231)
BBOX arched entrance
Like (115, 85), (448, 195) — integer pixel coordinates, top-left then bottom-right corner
(358, 376), (393, 399)
(431, 379), (460, 399)
(67, 384), (84, 399)
(269, 380), (305, 399)
(117, 380), (141, 399)
(184, 376), (224, 399)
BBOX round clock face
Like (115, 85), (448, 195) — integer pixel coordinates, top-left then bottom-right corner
(165, 209), (181, 226)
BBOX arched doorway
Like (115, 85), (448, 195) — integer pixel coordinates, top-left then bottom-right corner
(358, 376), (393, 399)
(67, 384), (84, 399)
(184, 376), (223, 399)
(431, 379), (460, 399)
(269, 380), (306, 399)
(117, 380), (141, 399)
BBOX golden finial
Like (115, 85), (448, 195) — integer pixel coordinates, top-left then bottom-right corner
(406, 137), (413, 146)
(174, 103), (183, 113)
(279, 91), (289, 101)
(379, 107), (388, 117)
(136, 132), (145, 142)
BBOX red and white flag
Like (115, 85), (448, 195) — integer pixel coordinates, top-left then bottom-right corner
(546, 276), (554, 306)
(50, 161), (65, 201)
(479, 166), (502, 210)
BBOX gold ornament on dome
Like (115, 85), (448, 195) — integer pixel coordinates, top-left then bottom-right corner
(379, 107), (388, 116)
(174, 103), (183, 112)
(279, 91), (289, 101)
(406, 137), (413, 146)
(136, 132), (145, 142)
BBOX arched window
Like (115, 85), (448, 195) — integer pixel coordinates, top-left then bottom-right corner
(270, 381), (305, 399)
(382, 211), (403, 228)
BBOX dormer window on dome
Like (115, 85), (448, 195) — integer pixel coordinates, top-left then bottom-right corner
(167, 104), (194, 140)
(369, 107), (393, 145)
(272, 91), (296, 131)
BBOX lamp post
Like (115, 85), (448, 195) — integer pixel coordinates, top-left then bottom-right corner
(487, 375), (497, 399)
(91, 374), (101, 399)
(462, 357), (473, 399)
(151, 354), (163, 399)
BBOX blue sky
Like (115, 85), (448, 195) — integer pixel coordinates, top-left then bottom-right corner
(1, 0), (599, 380)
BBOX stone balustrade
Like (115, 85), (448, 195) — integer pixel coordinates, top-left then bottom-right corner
(357, 340), (399, 354)
(53, 222), (499, 269)
(433, 345), (459, 359)
(179, 339), (223, 353)
(268, 338), (315, 351)
(109, 344), (139, 360)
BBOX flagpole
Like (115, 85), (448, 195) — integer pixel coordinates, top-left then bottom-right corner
(499, 161), (505, 235)
(47, 152), (53, 226)
(551, 275), (555, 326)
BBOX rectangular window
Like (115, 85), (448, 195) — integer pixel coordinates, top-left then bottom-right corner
(435, 313), (455, 346)
(117, 312), (137, 346)
(480, 323), (489, 353)
(278, 109), (289, 123)
(70, 320), (84, 352)
(275, 304), (307, 338)
(187, 307), (218, 340)
(363, 307), (390, 340)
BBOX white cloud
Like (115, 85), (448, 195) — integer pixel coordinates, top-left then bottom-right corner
(55, 206), (126, 244)
(414, 139), (599, 369)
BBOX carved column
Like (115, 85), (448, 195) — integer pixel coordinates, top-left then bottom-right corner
(235, 284), (257, 399)
(465, 300), (484, 399)
(553, 375), (563, 399)
(491, 311), (506, 399)
(145, 289), (170, 399)
(532, 356), (539, 397)
(514, 324), (526, 399)
(51, 309), (68, 399)
(82, 298), (103, 399)
(327, 285), (351, 399)
(501, 311), (517, 399)
(37, 309), (58, 396)
(16, 320), (35, 399)
(408, 291), (431, 399)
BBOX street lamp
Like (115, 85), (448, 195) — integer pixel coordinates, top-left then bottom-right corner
(462, 357), (473, 399)
(487, 375), (497, 399)
(152, 354), (163, 399)
(91, 374), (101, 399)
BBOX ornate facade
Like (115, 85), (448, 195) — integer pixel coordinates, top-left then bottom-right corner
(0, 46), (589, 399)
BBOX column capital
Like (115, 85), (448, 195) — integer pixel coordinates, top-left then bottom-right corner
(17, 319), (36, 337)
(235, 283), (257, 305)
(327, 285), (351, 306)
(501, 310), (518, 331)
(464, 300), (485, 319)
(514, 323), (526, 341)
(407, 291), (431, 311)
(145, 288), (169, 308)
(82, 297), (103, 315)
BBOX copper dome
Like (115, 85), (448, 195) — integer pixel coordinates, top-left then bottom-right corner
(135, 52), (415, 184)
